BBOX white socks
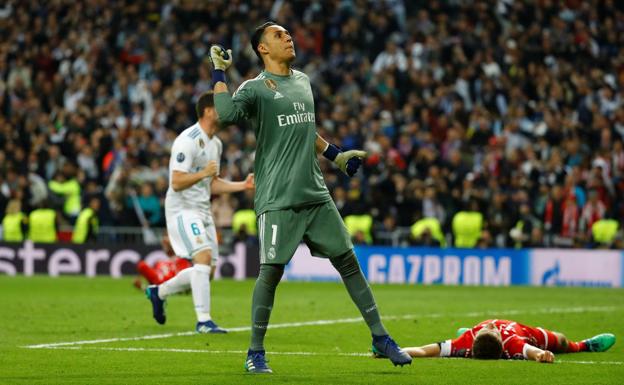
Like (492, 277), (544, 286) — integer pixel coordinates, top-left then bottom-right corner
(191, 264), (212, 322)
(158, 267), (192, 299)
(156, 263), (213, 323)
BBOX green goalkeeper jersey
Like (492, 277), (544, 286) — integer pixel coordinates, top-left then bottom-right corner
(215, 69), (331, 216)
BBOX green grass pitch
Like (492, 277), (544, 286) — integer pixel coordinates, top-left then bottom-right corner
(1, 276), (623, 384)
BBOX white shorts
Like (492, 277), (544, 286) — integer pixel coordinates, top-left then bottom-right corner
(166, 210), (219, 266)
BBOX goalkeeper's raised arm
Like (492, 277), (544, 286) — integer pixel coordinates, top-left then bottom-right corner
(210, 45), (255, 125)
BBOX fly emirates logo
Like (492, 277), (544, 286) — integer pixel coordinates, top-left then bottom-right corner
(277, 102), (315, 127)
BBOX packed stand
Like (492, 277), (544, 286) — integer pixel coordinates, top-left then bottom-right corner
(0, 0), (623, 248)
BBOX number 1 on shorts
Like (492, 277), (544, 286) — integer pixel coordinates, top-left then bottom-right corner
(271, 224), (277, 246)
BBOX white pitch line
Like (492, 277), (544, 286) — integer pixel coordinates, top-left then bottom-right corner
(38, 346), (370, 357)
(556, 360), (624, 366)
(22, 305), (617, 349)
(31, 346), (624, 365)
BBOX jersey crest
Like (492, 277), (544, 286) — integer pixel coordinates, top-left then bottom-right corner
(176, 152), (185, 162)
(264, 79), (277, 91)
(265, 79), (284, 99)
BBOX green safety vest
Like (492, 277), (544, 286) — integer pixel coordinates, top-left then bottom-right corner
(344, 214), (373, 244)
(48, 179), (81, 216)
(410, 217), (447, 247)
(28, 209), (57, 243)
(592, 219), (619, 244)
(513, 220), (524, 249)
(2, 212), (25, 242)
(72, 208), (98, 243)
(452, 211), (483, 248)
(232, 209), (258, 236)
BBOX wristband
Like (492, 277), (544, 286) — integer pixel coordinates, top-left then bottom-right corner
(212, 69), (226, 86)
(322, 143), (341, 162)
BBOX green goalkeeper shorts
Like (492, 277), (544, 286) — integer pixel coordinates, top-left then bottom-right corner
(256, 200), (353, 264)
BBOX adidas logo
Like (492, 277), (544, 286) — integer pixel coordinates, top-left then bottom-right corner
(274, 91), (284, 99)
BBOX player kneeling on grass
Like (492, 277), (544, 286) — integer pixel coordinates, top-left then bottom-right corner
(373, 319), (615, 363)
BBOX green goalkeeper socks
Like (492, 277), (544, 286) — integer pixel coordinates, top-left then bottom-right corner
(331, 250), (388, 336)
(249, 264), (284, 351)
(249, 251), (387, 351)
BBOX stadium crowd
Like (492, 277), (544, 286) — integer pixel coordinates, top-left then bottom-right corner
(0, 0), (623, 248)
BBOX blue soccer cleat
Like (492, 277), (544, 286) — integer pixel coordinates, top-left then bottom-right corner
(245, 349), (272, 373)
(145, 285), (166, 325)
(196, 320), (228, 334)
(372, 335), (412, 367)
(584, 333), (616, 352)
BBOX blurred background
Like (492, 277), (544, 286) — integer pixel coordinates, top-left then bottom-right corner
(1, 0), (623, 257)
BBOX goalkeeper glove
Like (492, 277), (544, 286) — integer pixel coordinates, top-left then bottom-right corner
(209, 45), (232, 85)
(323, 143), (367, 177)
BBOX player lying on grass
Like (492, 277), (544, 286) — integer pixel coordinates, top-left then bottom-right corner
(373, 319), (615, 363)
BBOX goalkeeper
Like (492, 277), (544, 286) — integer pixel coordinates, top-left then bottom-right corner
(210, 21), (412, 373)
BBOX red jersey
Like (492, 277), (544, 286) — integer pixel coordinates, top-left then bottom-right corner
(137, 258), (192, 285)
(439, 319), (558, 360)
(154, 258), (192, 282)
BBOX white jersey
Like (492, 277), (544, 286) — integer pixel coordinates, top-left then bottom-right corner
(165, 122), (222, 216)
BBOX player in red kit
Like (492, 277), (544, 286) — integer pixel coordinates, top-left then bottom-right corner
(134, 234), (193, 289)
(136, 258), (192, 286)
(374, 319), (615, 363)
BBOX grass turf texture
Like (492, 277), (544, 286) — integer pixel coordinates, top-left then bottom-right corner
(1, 276), (622, 384)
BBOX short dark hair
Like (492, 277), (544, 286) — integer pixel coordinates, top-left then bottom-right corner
(251, 21), (277, 62)
(472, 333), (503, 359)
(196, 91), (214, 119)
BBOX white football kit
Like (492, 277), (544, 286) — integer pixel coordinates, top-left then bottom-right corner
(165, 122), (222, 264)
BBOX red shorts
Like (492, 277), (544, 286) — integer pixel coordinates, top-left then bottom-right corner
(528, 326), (559, 351)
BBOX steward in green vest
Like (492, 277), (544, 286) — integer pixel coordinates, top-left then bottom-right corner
(592, 219), (619, 248)
(410, 217), (446, 247)
(48, 170), (81, 219)
(452, 210), (483, 248)
(72, 197), (101, 244)
(28, 204), (58, 243)
(232, 209), (258, 237)
(2, 199), (27, 242)
(344, 214), (373, 244)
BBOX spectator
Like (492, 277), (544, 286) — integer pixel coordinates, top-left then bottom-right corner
(134, 184), (162, 227)
(580, 189), (607, 239)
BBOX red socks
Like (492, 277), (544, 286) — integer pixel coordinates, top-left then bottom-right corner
(566, 341), (587, 353)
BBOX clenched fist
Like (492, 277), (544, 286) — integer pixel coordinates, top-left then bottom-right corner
(203, 160), (219, 178)
(209, 45), (233, 71)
